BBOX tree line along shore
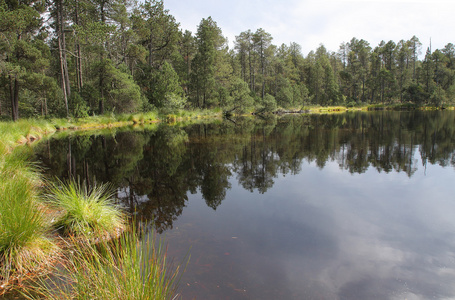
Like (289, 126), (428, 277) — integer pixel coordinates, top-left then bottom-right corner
(2, 0), (455, 122)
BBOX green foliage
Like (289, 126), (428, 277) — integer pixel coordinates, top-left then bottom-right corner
(430, 87), (448, 107)
(70, 92), (90, 118)
(276, 76), (294, 107)
(45, 179), (125, 236)
(190, 17), (226, 108)
(404, 83), (428, 105)
(0, 0), (53, 120)
(228, 77), (254, 113)
(1, 0), (455, 121)
(0, 145), (55, 281)
(101, 61), (144, 114)
(80, 84), (101, 113)
(261, 93), (277, 112)
(132, 0), (180, 68)
(27, 223), (183, 300)
(151, 62), (185, 108)
(160, 93), (187, 114)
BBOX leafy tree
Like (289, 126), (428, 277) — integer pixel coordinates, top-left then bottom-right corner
(275, 75), (294, 107)
(51, 0), (71, 115)
(252, 28), (273, 99)
(190, 17), (226, 108)
(228, 77), (254, 113)
(97, 60), (143, 113)
(0, 0), (58, 120)
(344, 38), (371, 102)
(132, 0), (179, 68)
(174, 30), (196, 95)
(420, 47), (435, 95)
(396, 40), (412, 102)
(404, 83), (427, 105)
(261, 93), (277, 112)
(409, 35), (422, 81)
(148, 61), (185, 111)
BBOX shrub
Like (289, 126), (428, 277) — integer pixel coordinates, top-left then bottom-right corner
(45, 179), (125, 237)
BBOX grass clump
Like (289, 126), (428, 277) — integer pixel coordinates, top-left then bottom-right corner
(27, 223), (184, 300)
(45, 180), (125, 237)
(0, 145), (57, 286)
(125, 111), (160, 124)
(0, 119), (55, 148)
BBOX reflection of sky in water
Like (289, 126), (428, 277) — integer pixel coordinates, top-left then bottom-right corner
(164, 154), (455, 300)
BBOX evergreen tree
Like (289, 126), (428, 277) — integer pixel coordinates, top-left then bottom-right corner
(190, 17), (226, 108)
(0, 0), (59, 120)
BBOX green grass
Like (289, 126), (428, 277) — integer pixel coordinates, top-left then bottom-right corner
(45, 179), (125, 237)
(0, 119), (55, 148)
(26, 223), (184, 300)
(0, 115), (189, 296)
(124, 111), (160, 124)
(0, 144), (57, 284)
(0, 109), (223, 149)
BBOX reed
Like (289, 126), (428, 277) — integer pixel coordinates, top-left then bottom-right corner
(27, 224), (184, 300)
(45, 179), (125, 237)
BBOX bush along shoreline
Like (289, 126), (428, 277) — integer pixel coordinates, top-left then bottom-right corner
(0, 128), (184, 298)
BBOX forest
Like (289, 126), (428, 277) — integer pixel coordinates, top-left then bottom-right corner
(1, 0), (455, 121)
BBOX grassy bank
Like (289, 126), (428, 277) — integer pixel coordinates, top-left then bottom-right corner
(0, 131), (183, 298)
(0, 108), (222, 149)
(0, 144), (58, 288)
(0, 107), (219, 297)
(2, 105), (452, 148)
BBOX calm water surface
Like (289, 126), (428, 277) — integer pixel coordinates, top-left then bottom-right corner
(34, 111), (455, 299)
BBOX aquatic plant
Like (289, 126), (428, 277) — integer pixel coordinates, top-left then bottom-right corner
(45, 179), (125, 237)
(27, 224), (184, 300)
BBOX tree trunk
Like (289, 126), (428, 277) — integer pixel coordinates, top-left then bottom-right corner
(57, 0), (69, 116)
(44, 97), (48, 116)
(76, 42), (83, 91)
(58, 35), (69, 116)
(260, 42), (265, 99)
(248, 48), (253, 91)
(9, 76), (18, 121)
(62, 38), (71, 99)
(99, 0), (106, 114)
(148, 34), (153, 67)
(74, 0), (83, 91)
(99, 71), (104, 114)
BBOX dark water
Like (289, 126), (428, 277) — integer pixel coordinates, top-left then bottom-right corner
(33, 111), (455, 299)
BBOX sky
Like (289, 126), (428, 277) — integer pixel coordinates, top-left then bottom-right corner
(163, 0), (454, 57)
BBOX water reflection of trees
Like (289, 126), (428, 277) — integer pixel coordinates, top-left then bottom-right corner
(34, 111), (455, 232)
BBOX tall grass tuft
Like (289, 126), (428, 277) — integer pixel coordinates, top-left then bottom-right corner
(45, 179), (125, 237)
(27, 223), (184, 300)
(0, 144), (56, 283)
(0, 119), (56, 148)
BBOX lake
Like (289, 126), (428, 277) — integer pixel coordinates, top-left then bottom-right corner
(33, 111), (455, 299)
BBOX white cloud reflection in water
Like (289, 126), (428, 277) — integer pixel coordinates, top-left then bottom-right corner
(165, 154), (455, 299)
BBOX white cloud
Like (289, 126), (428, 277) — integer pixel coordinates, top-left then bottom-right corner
(164, 0), (455, 55)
